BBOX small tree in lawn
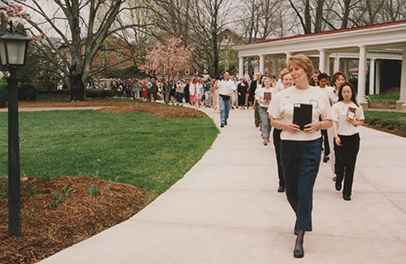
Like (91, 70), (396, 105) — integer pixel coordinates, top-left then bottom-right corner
(141, 36), (194, 103)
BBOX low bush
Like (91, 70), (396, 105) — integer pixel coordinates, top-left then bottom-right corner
(0, 80), (7, 108)
(37, 88), (115, 99)
(364, 111), (406, 134)
(0, 80), (38, 107)
(367, 93), (400, 101)
(19, 82), (37, 101)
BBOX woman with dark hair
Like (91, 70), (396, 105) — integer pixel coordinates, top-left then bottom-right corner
(332, 71), (346, 103)
(237, 78), (247, 109)
(269, 54), (333, 258)
(332, 82), (364, 201)
(309, 69), (321, 86)
(330, 71), (347, 180)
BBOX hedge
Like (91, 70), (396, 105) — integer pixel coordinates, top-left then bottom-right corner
(364, 111), (406, 134)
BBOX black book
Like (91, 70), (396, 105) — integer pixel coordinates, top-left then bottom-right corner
(293, 103), (313, 130)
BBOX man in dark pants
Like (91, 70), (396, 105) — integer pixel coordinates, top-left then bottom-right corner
(249, 72), (262, 127)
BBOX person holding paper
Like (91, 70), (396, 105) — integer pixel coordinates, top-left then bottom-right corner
(270, 68), (293, 193)
(332, 82), (364, 201)
(255, 77), (274, 145)
(268, 54), (333, 259)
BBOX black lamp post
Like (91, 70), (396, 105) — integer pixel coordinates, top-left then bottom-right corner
(0, 22), (30, 237)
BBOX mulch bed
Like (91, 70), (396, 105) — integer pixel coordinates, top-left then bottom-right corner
(0, 176), (148, 264)
(19, 100), (208, 118)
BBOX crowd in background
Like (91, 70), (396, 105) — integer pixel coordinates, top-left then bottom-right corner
(87, 76), (282, 112)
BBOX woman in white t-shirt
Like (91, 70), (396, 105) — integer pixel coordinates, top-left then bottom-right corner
(269, 54), (333, 259)
(269, 69), (293, 193)
(255, 77), (274, 145)
(332, 82), (364, 201)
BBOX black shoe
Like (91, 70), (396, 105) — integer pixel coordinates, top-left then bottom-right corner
(323, 155), (329, 163)
(220, 123), (225, 128)
(225, 121), (227, 125)
(277, 186), (285, 193)
(343, 195), (351, 201)
(294, 248), (304, 258)
(335, 180), (342, 191)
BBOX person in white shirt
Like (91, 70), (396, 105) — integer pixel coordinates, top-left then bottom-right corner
(330, 71), (347, 180)
(268, 54), (333, 259)
(214, 71), (236, 127)
(317, 73), (336, 163)
(332, 82), (364, 201)
(255, 77), (274, 145)
(269, 68), (293, 193)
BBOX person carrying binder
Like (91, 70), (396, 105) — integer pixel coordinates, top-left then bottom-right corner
(268, 54), (333, 259)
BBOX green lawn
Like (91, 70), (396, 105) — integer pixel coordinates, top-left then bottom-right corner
(0, 110), (218, 197)
(364, 111), (406, 134)
(367, 93), (399, 101)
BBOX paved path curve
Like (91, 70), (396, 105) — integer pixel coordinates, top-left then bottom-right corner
(32, 106), (406, 264)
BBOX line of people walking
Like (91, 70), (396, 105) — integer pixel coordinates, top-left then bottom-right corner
(261, 54), (365, 259)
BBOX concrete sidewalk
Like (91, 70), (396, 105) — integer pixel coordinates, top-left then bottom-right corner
(38, 107), (406, 263)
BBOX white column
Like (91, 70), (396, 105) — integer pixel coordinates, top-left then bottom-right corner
(334, 53), (340, 73)
(376, 60), (381, 94)
(357, 45), (367, 104)
(239, 57), (244, 79)
(286, 52), (292, 61)
(399, 47), (406, 102)
(344, 60), (349, 77)
(272, 57), (278, 76)
(319, 49), (326, 72)
(369, 58), (376, 95)
(259, 55), (265, 75)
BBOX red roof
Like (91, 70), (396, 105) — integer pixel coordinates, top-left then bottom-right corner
(251, 20), (406, 46)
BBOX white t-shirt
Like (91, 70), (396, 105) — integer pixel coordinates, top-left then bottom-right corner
(332, 101), (365, 136)
(255, 86), (274, 108)
(317, 86), (336, 106)
(268, 86), (333, 141)
(218, 79), (236, 95)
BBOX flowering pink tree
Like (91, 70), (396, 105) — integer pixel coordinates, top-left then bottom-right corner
(142, 36), (194, 81)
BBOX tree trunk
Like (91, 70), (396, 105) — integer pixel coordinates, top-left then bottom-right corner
(341, 0), (352, 29)
(212, 2), (219, 77)
(70, 73), (85, 101)
(314, 0), (324, 33)
(304, 0), (312, 34)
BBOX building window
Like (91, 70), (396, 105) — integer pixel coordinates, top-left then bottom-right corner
(265, 66), (269, 76)
(194, 68), (199, 75)
(185, 67), (189, 75)
(265, 57), (269, 62)
(225, 33), (229, 40)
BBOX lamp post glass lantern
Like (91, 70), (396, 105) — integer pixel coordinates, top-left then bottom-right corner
(0, 31), (30, 66)
(0, 24), (30, 237)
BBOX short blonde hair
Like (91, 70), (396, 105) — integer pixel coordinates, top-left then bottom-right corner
(279, 68), (290, 80)
(287, 54), (314, 80)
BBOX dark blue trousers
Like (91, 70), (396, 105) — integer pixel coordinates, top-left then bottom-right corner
(280, 138), (322, 231)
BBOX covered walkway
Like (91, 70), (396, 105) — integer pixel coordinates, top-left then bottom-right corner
(234, 21), (406, 109)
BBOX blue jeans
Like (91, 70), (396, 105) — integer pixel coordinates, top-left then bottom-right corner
(219, 95), (230, 124)
(259, 106), (271, 139)
(280, 138), (322, 232)
(177, 93), (183, 103)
